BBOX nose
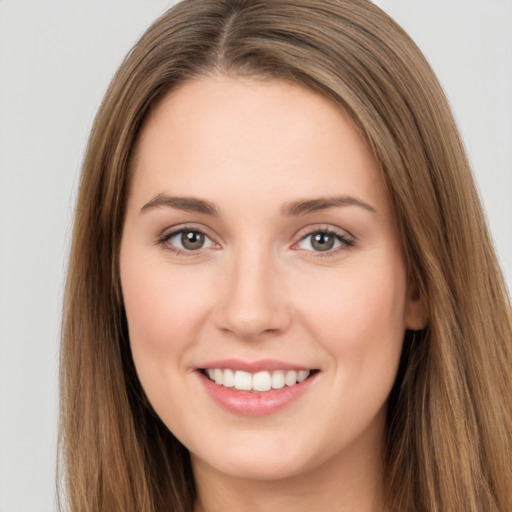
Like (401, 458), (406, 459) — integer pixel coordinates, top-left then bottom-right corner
(214, 246), (292, 340)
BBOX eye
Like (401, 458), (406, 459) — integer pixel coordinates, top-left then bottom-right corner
(296, 230), (353, 253)
(164, 229), (214, 252)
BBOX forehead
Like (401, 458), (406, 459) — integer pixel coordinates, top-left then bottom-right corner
(128, 75), (387, 215)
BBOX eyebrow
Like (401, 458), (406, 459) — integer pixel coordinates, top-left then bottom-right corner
(140, 194), (220, 216)
(139, 194), (377, 217)
(281, 196), (377, 216)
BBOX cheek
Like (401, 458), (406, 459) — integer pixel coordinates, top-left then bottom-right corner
(336, 274), (405, 344)
(120, 251), (214, 375)
(120, 252), (220, 433)
(297, 259), (407, 379)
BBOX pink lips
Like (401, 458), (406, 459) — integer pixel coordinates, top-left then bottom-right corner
(196, 359), (317, 417)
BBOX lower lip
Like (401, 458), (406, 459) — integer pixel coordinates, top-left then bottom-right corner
(197, 371), (317, 416)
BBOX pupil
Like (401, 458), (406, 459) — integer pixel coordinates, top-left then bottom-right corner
(181, 231), (204, 250)
(312, 232), (334, 251)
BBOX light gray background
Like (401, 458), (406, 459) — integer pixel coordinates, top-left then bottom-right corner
(0, 1), (510, 511)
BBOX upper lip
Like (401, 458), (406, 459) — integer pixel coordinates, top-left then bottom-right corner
(198, 359), (314, 373)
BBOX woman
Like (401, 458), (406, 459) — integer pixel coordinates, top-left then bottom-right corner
(59, 1), (512, 511)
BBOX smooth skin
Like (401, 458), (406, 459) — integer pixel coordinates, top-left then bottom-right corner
(120, 76), (426, 512)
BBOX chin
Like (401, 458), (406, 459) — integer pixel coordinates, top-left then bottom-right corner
(190, 430), (326, 482)
(197, 454), (312, 482)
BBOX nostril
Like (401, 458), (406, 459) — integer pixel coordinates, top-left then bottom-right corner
(214, 300), (292, 340)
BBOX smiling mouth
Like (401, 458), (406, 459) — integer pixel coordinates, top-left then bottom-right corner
(201, 368), (318, 392)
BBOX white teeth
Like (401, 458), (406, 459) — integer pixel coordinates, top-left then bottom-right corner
(205, 368), (311, 391)
(271, 370), (285, 389)
(284, 370), (298, 386)
(253, 371), (272, 392)
(214, 368), (223, 385)
(234, 370), (252, 391)
(297, 370), (309, 383)
(223, 368), (235, 388)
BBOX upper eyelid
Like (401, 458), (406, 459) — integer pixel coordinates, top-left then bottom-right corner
(293, 224), (355, 242)
(159, 223), (217, 241)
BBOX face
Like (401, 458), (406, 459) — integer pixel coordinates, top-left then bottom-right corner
(120, 76), (425, 483)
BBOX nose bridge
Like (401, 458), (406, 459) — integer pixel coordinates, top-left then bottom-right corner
(215, 239), (289, 339)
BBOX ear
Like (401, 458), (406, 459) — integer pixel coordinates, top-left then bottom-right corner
(404, 277), (428, 331)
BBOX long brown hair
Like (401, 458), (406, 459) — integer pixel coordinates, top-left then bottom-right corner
(59, 1), (512, 510)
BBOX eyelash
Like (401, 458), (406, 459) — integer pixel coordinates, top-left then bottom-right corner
(156, 224), (217, 258)
(294, 228), (355, 257)
(156, 225), (355, 257)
